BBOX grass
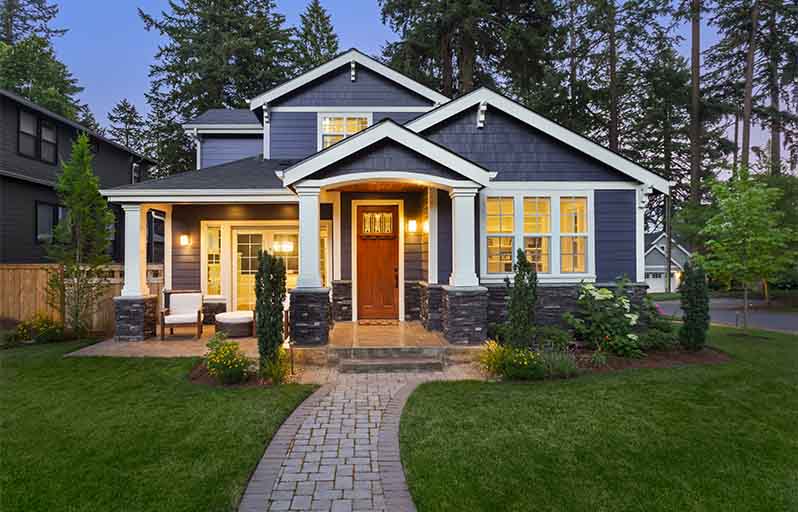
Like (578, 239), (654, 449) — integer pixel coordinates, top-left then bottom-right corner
(400, 327), (798, 511)
(647, 292), (681, 301)
(0, 341), (314, 512)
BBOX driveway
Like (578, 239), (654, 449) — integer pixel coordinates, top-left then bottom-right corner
(656, 298), (798, 334)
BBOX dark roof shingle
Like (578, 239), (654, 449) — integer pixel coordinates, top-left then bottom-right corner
(185, 108), (259, 125)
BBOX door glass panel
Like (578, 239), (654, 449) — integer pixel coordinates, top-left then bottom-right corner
(206, 226), (221, 295)
(236, 233), (262, 310)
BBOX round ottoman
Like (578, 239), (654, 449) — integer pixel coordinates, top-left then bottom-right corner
(214, 311), (254, 338)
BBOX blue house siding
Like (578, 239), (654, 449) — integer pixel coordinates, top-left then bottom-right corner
(272, 65), (433, 108)
(374, 112), (421, 125)
(270, 111), (317, 160)
(595, 190), (637, 282)
(423, 109), (635, 182)
(201, 136), (261, 168)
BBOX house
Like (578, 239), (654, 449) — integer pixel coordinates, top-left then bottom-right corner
(0, 89), (156, 264)
(644, 232), (691, 293)
(101, 49), (669, 344)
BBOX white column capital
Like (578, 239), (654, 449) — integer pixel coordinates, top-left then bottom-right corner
(449, 187), (479, 199)
(296, 185), (321, 197)
(121, 203), (142, 213)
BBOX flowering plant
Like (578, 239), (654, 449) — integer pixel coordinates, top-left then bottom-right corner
(205, 332), (252, 384)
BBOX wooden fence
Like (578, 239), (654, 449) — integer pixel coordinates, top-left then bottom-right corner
(0, 264), (163, 335)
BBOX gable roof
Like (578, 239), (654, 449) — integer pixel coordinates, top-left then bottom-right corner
(645, 246), (685, 270)
(645, 232), (691, 256)
(184, 108), (260, 128)
(282, 119), (493, 188)
(406, 87), (670, 194)
(0, 88), (156, 166)
(249, 49), (450, 111)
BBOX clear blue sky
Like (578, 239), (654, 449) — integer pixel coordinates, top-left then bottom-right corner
(53, 1), (736, 134)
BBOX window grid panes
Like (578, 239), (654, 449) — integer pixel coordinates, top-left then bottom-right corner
(523, 197), (550, 233)
(40, 121), (57, 164)
(19, 111), (37, 158)
(236, 234), (263, 310)
(362, 212), (393, 235)
(206, 226), (221, 295)
(524, 237), (550, 273)
(487, 236), (514, 273)
(560, 197), (587, 233)
(486, 197), (514, 234)
(561, 236), (587, 273)
(321, 115), (369, 149)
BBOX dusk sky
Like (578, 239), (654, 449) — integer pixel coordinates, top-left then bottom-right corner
(51, 0), (755, 140)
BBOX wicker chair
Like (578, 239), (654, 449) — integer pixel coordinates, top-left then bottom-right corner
(160, 292), (203, 340)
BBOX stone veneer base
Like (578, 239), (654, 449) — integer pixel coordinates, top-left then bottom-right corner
(331, 280), (352, 321)
(420, 282), (443, 331)
(113, 295), (157, 342)
(290, 288), (331, 346)
(442, 286), (488, 345)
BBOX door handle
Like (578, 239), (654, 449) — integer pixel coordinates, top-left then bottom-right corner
(394, 267), (399, 288)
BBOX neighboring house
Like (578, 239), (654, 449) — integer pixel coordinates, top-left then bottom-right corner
(0, 89), (156, 264)
(644, 232), (691, 293)
(102, 49), (669, 344)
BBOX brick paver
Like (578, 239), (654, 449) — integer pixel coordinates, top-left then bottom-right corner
(239, 370), (477, 512)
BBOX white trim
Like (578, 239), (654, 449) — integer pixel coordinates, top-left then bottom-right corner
(449, 188), (480, 287)
(300, 172), (478, 192)
(101, 188), (296, 204)
(406, 88), (670, 194)
(282, 121), (492, 187)
(270, 106), (433, 113)
(479, 189), (597, 285)
(121, 204), (149, 296)
(296, 187), (323, 288)
(428, 188), (438, 284)
(635, 187), (646, 282)
(263, 115), (270, 159)
(645, 246), (685, 271)
(316, 112), (373, 151)
(644, 232), (692, 258)
(331, 191), (342, 281)
(350, 199), (404, 322)
(481, 181), (640, 190)
(249, 50), (449, 110)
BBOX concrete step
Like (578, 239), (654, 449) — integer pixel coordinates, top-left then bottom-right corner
(338, 357), (444, 373)
(329, 346), (446, 361)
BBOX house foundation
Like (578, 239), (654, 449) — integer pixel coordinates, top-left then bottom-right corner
(441, 286), (488, 345)
(290, 288), (332, 346)
(113, 295), (157, 341)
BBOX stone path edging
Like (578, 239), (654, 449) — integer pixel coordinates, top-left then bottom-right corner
(238, 384), (334, 512)
(376, 381), (420, 512)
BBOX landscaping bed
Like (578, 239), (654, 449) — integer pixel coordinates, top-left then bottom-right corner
(576, 346), (731, 372)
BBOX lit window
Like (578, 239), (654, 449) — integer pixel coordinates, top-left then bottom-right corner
(560, 197), (587, 233)
(524, 237), (550, 273)
(487, 236), (514, 273)
(560, 197), (587, 273)
(320, 115), (369, 149)
(561, 236), (586, 273)
(362, 211), (393, 235)
(486, 197), (514, 234)
(524, 197), (550, 233)
(272, 233), (299, 274)
(206, 226), (221, 295)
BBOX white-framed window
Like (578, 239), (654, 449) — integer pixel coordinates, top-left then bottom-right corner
(317, 113), (372, 150)
(480, 190), (595, 282)
(486, 197), (514, 273)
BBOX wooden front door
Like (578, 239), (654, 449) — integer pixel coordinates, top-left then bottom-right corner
(357, 205), (399, 319)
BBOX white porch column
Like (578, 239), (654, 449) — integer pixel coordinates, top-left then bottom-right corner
(121, 204), (149, 296)
(449, 187), (480, 287)
(296, 186), (323, 288)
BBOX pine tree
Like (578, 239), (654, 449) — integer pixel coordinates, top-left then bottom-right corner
(0, 0), (65, 45)
(0, 36), (84, 119)
(678, 259), (709, 350)
(255, 250), (286, 381)
(107, 99), (145, 153)
(503, 249), (539, 347)
(143, 87), (194, 178)
(293, 0), (339, 73)
(46, 134), (115, 338)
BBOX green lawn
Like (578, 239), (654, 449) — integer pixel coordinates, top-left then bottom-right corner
(0, 342), (314, 512)
(401, 327), (798, 511)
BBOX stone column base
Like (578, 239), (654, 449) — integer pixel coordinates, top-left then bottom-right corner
(331, 280), (352, 321)
(442, 286), (488, 344)
(420, 282), (443, 331)
(290, 288), (331, 346)
(404, 281), (422, 321)
(113, 295), (157, 341)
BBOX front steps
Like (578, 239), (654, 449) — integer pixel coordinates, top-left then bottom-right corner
(338, 357), (444, 373)
(291, 345), (482, 372)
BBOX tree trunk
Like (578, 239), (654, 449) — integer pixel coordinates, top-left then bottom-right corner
(568, 0), (578, 127)
(733, 112), (740, 175)
(741, 1), (760, 170)
(607, 0), (619, 151)
(762, 279), (770, 305)
(1, 0), (17, 45)
(689, 0), (702, 205)
(439, 30), (453, 97)
(458, 20), (476, 93)
(768, 7), (781, 174)
(743, 285), (749, 330)
(665, 195), (673, 293)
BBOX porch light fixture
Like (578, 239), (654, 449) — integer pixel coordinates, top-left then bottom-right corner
(179, 234), (191, 246)
(407, 219), (418, 233)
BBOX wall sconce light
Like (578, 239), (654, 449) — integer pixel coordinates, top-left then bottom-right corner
(407, 219), (418, 233)
(423, 220), (429, 233)
(179, 234), (191, 246)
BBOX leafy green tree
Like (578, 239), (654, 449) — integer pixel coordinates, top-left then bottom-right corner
(0, 0), (65, 45)
(503, 249), (538, 347)
(293, 0), (339, 73)
(108, 98), (146, 153)
(255, 250), (286, 382)
(700, 168), (796, 326)
(46, 134), (115, 338)
(0, 36), (83, 119)
(678, 259), (709, 349)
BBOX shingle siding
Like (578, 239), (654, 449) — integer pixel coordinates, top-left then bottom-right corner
(272, 65), (433, 108)
(269, 111), (317, 160)
(200, 136), (261, 168)
(595, 190), (637, 282)
(423, 108), (635, 182)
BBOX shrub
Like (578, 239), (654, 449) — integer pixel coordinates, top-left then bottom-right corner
(205, 332), (252, 385)
(502, 248), (538, 347)
(638, 330), (679, 351)
(7, 314), (65, 344)
(255, 250), (286, 378)
(590, 350), (608, 367)
(679, 259), (710, 351)
(263, 346), (290, 384)
(533, 325), (571, 352)
(479, 340), (547, 381)
(540, 349), (579, 378)
(564, 281), (643, 358)
(478, 340), (508, 376)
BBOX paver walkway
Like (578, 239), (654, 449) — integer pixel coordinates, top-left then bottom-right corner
(239, 369), (480, 512)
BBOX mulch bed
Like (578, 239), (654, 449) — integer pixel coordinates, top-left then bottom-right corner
(576, 347), (732, 373)
(188, 362), (273, 388)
